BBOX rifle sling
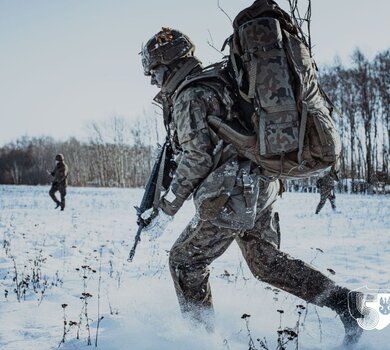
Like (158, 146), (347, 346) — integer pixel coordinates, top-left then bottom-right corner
(153, 143), (168, 210)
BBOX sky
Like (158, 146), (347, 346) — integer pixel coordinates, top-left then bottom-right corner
(0, 0), (389, 146)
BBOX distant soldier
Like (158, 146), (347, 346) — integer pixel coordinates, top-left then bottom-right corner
(315, 170), (339, 214)
(47, 154), (68, 211)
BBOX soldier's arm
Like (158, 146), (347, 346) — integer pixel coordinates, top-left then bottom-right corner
(159, 88), (216, 216)
(48, 166), (58, 181)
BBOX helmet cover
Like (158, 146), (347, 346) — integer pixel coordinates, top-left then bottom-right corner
(141, 27), (195, 75)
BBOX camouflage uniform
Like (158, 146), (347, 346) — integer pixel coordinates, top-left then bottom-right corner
(158, 79), (339, 327)
(142, 28), (363, 345)
(316, 173), (336, 214)
(49, 156), (68, 210)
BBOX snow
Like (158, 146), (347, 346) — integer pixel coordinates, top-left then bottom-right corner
(0, 185), (389, 350)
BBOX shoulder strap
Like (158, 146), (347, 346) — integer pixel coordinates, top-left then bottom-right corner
(174, 61), (232, 98)
(161, 58), (201, 97)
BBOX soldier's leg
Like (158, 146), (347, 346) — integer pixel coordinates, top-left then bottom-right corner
(59, 186), (66, 211)
(236, 178), (336, 304)
(49, 185), (60, 207)
(169, 218), (235, 329)
(315, 194), (327, 214)
(237, 221), (336, 304)
(328, 194), (336, 211)
(236, 184), (363, 345)
(237, 231), (363, 344)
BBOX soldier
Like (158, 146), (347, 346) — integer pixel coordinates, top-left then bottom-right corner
(48, 154), (68, 211)
(316, 171), (339, 214)
(140, 28), (363, 345)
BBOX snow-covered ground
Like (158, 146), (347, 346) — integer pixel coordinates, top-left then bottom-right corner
(0, 185), (389, 350)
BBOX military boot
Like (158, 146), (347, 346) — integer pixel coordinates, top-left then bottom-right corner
(323, 286), (364, 346)
(183, 305), (214, 333)
(179, 299), (215, 334)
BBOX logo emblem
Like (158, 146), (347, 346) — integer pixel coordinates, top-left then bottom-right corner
(349, 286), (390, 330)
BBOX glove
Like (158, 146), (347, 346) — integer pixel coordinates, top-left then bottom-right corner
(159, 189), (185, 216)
(141, 207), (173, 241)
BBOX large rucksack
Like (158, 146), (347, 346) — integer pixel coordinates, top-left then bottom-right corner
(204, 0), (341, 179)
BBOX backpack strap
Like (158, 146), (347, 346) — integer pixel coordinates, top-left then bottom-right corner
(247, 58), (257, 100)
(174, 61), (232, 98)
(227, 46), (251, 103)
(297, 101), (308, 164)
(161, 58), (201, 97)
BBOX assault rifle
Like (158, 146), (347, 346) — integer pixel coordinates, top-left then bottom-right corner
(127, 139), (174, 262)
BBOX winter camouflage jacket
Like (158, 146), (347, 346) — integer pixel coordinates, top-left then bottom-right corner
(158, 77), (263, 229)
(159, 81), (229, 212)
(51, 161), (69, 187)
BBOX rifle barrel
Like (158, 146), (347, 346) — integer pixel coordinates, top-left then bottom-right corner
(127, 223), (144, 262)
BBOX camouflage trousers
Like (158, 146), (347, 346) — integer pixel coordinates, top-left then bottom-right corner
(49, 183), (66, 209)
(316, 190), (336, 214)
(169, 180), (336, 327)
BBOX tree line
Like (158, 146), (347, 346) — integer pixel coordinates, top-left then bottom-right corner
(318, 49), (389, 191)
(0, 116), (161, 187)
(0, 49), (389, 191)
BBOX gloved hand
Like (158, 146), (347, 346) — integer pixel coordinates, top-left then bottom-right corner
(141, 207), (173, 241)
(159, 189), (185, 216)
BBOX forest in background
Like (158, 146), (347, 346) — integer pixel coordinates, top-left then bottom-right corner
(0, 49), (389, 192)
(0, 116), (161, 188)
(319, 49), (389, 192)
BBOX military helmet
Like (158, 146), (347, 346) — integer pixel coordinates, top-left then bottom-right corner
(55, 154), (64, 161)
(141, 27), (195, 75)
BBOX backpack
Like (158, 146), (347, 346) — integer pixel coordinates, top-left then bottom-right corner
(205, 0), (341, 179)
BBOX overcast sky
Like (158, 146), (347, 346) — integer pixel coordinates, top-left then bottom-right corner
(0, 0), (389, 146)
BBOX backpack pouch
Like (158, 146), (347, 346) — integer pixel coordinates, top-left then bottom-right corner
(237, 17), (299, 156)
(260, 109), (299, 156)
(304, 110), (341, 163)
